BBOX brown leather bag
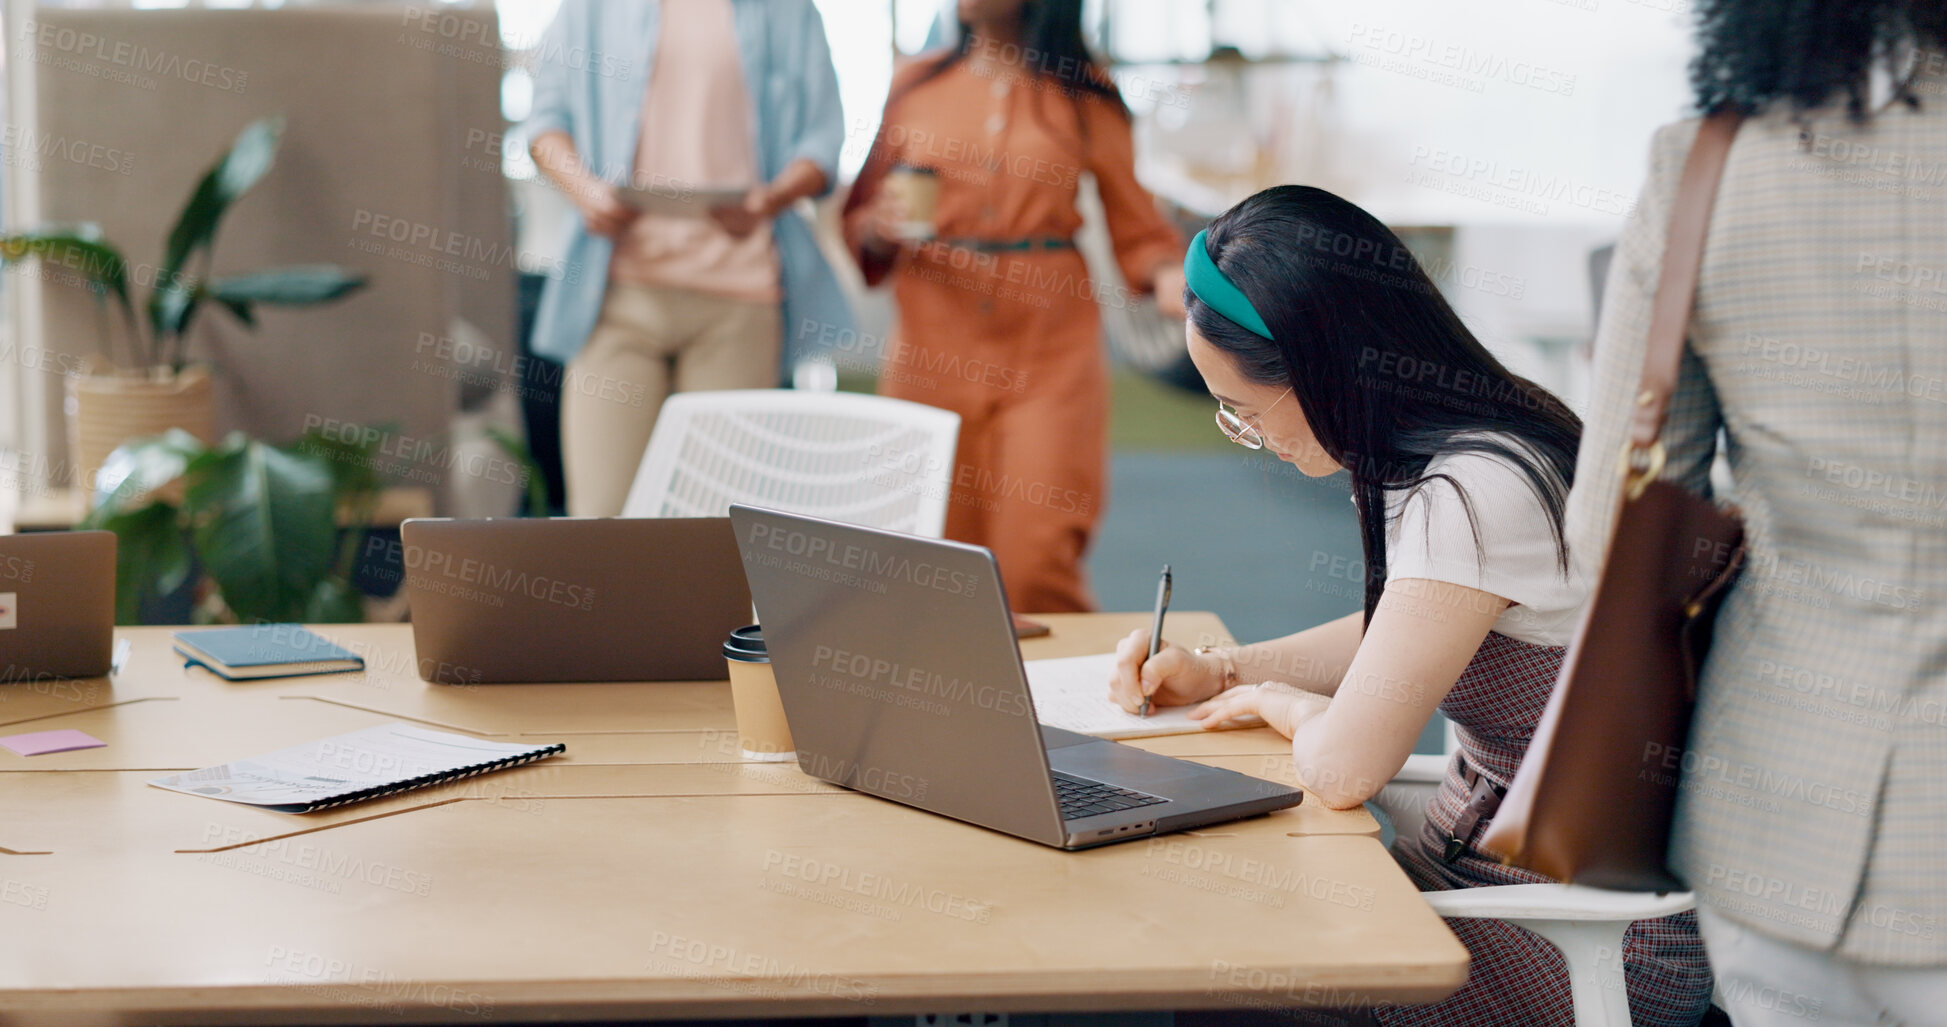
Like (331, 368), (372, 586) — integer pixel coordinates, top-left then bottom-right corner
(1477, 112), (1748, 892)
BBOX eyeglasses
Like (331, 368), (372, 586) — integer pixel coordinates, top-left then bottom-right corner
(1214, 387), (1292, 450)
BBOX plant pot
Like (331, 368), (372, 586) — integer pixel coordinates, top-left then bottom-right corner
(65, 364), (216, 494)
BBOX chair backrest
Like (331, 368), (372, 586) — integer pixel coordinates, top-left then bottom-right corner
(620, 390), (960, 538)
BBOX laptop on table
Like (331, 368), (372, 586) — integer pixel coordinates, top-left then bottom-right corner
(401, 517), (751, 683)
(0, 530), (116, 681)
(730, 505), (1302, 850)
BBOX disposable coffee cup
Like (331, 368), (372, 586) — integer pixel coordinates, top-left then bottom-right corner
(884, 164), (939, 241)
(723, 625), (794, 762)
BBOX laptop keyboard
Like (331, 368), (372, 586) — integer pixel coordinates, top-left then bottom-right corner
(1053, 772), (1167, 821)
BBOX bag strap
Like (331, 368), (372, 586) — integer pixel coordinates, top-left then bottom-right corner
(1623, 111), (1745, 490)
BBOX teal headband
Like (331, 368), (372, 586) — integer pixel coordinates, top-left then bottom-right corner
(1184, 228), (1272, 339)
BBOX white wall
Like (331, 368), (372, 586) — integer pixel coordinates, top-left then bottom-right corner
(1307, 0), (1695, 228)
(1120, 1), (1699, 403)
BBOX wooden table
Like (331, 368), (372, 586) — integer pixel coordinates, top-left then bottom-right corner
(0, 614), (1466, 1024)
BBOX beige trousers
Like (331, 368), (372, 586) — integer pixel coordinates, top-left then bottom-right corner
(561, 281), (781, 517)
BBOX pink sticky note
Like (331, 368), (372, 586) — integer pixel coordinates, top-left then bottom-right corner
(0, 729), (107, 757)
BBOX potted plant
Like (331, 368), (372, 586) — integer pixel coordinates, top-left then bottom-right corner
(83, 422), (546, 625)
(0, 116), (365, 493)
(83, 426), (384, 625)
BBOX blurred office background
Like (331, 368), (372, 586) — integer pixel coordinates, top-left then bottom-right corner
(0, 0), (1695, 663)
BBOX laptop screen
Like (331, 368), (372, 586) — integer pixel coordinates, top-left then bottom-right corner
(730, 505), (1065, 845)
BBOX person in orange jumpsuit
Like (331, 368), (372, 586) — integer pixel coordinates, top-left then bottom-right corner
(844, 0), (1184, 613)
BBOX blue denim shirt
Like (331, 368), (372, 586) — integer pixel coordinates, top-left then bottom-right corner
(524, 0), (854, 367)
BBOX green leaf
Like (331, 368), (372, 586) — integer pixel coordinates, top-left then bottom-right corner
(0, 229), (132, 308)
(292, 430), (386, 588)
(184, 436), (338, 623)
(93, 501), (189, 625)
(215, 296), (256, 328)
(292, 425), (388, 500)
(150, 280), (203, 344)
(302, 577), (365, 624)
(159, 117), (283, 286)
(165, 263), (365, 340)
(209, 265), (367, 306)
(84, 429), (206, 518)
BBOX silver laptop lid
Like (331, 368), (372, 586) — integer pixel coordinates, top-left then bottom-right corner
(0, 530), (116, 681)
(400, 517), (751, 683)
(730, 505), (1065, 846)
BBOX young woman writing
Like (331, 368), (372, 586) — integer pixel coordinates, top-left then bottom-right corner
(1111, 186), (1713, 1026)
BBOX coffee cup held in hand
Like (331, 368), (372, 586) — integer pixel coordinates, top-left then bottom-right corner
(883, 164), (940, 241)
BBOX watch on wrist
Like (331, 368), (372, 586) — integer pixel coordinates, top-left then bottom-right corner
(1194, 645), (1239, 693)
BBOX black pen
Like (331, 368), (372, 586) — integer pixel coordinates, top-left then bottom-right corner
(1141, 564), (1171, 717)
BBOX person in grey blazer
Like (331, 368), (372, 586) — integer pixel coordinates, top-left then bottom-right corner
(1567, 1), (1947, 1022)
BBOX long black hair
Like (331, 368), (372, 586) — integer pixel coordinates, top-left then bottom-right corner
(1690, 0), (1947, 120)
(1189, 186), (1583, 627)
(891, 0), (1126, 122)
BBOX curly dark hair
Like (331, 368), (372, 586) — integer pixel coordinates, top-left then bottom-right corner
(1690, 0), (1947, 120)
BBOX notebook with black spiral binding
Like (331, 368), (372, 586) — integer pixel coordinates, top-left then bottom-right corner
(149, 723), (564, 813)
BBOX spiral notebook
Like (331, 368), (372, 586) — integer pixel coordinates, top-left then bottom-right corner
(148, 724), (564, 813)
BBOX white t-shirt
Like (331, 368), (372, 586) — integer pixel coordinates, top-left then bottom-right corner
(1381, 438), (1589, 647)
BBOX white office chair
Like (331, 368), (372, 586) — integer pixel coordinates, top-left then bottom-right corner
(1374, 754), (1696, 1027)
(619, 389), (961, 537)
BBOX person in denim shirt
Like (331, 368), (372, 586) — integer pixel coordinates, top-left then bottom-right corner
(525, 0), (852, 516)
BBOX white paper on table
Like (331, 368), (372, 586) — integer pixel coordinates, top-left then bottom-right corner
(616, 183), (750, 217)
(148, 724), (560, 812)
(1024, 652), (1262, 740)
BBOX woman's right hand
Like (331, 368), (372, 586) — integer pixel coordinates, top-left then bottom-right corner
(855, 187), (913, 257)
(1108, 629), (1229, 714)
(571, 179), (637, 239)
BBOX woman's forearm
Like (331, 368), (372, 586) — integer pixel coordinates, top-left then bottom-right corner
(530, 130), (599, 198)
(762, 157), (829, 213)
(1228, 611), (1363, 696)
(1288, 580), (1505, 808)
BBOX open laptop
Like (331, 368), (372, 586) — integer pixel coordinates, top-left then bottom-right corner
(401, 517), (750, 683)
(0, 530), (116, 681)
(730, 505), (1303, 850)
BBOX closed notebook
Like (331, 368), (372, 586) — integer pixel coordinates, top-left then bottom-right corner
(173, 625), (364, 680)
(149, 723), (566, 813)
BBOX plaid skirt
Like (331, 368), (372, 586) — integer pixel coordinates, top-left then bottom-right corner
(1374, 633), (1715, 1027)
